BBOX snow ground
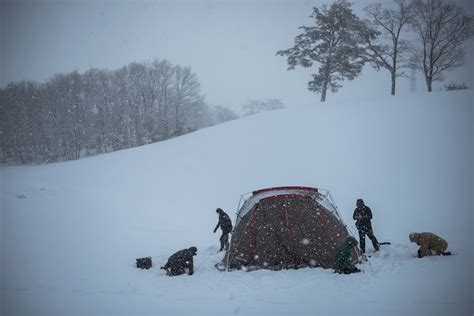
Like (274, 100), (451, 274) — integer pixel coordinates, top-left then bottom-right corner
(1, 90), (473, 315)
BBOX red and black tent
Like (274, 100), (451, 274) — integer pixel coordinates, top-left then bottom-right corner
(221, 186), (359, 270)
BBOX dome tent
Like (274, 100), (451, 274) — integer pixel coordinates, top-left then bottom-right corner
(221, 186), (359, 271)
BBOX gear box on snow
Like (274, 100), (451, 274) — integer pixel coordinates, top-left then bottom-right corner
(136, 257), (152, 269)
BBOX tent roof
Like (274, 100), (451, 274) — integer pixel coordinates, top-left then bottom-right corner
(235, 186), (343, 227)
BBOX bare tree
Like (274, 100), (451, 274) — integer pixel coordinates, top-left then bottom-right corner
(151, 60), (174, 140)
(242, 99), (284, 117)
(363, 0), (414, 95)
(211, 105), (239, 125)
(410, 0), (474, 92)
(172, 66), (201, 136)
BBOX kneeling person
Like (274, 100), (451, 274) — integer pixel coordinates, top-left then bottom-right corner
(409, 232), (450, 258)
(161, 247), (198, 276)
(333, 236), (361, 274)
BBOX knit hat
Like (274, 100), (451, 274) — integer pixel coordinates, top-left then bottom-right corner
(189, 246), (198, 255)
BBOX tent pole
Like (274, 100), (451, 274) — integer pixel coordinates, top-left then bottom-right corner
(225, 193), (246, 269)
(226, 191), (253, 270)
(326, 190), (362, 261)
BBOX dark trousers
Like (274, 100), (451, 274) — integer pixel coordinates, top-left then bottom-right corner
(165, 263), (193, 276)
(358, 227), (379, 253)
(219, 232), (230, 251)
(334, 266), (361, 274)
(166, 267), (185, 276)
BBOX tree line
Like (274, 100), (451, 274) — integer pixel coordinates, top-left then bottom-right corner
(0, 59), (285, 165)
(277, 0), (474, 102)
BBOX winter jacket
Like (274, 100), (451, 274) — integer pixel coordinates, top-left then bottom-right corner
(409, 232), (448, 257)
(162, 247), (197, 276)
(333, 237), (360, 274)
(353, 205), (373, 231)
(214, 211), (233, 234)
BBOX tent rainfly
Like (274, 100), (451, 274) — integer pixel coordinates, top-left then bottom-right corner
(221, 186), (359, 270)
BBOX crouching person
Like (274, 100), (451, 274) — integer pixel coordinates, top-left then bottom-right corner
(161, 247), (198, 276)
(333, 236), (361, 274)
(409, 232), (451, 258)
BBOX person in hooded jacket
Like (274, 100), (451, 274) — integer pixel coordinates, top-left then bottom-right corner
(161, 247), (197, 276)
(409, 232), (450, 257)
(333, 236), (361, 274)
(213, 208), (233, 251)
(353, 199), (380, 254)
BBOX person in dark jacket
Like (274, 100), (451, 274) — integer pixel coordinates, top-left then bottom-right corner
(353, 199), (379, 254)
(333, 236), (361, 274)
(160, 247), (197, 276)
(213, 208), (233, 251)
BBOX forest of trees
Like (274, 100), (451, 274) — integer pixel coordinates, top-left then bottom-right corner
(0, 59), (238, 164)
(241, 99), (285, 117)
(278, 0), (474, 101)
(0, 59), (285, 165)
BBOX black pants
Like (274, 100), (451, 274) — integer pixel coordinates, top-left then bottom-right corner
(334, 266), (361, 274)
(166, 267), (185, 276)
(165, 263), (193, 276)
(358, 226), (379, 253)
(219, 232), (230, 251)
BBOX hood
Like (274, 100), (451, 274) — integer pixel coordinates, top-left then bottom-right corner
(409, 232), (420, 243)
(345, 236), (358, 247)
(188, 246), (198, 255)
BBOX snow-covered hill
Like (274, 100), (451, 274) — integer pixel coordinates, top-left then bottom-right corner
(1, 90), (473, 315)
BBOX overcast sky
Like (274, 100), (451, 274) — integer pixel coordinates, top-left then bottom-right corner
(1, 0), (473, 110)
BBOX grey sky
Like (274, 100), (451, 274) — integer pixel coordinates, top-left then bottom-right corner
(1, 0), (473, 109)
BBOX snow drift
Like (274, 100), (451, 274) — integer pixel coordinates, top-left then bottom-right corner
(1, 90), (472, 315)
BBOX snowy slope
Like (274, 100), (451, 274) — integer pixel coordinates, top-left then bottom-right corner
(1, 90), (473, 315)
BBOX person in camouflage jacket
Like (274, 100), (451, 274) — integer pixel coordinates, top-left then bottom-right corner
(409, 232), (449, 257)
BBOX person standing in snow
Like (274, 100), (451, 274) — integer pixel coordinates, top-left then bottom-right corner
(409, 232), (450, 258)
(353, 199), (380, 254)
(333, 236), (361, 274)
(160, 247), (197, 276)
(213, 208), (233, 251)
